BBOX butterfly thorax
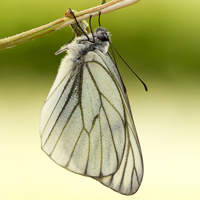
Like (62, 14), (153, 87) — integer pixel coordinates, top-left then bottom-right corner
(66, 27), (110, 63)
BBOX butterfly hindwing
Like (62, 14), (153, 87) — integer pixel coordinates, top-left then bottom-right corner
(40, 50), (127, 177)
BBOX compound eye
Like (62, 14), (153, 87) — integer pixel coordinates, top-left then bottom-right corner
(97, 33), (108, 41)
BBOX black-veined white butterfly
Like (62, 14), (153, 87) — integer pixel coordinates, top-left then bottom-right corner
(40, 10), (144, 195)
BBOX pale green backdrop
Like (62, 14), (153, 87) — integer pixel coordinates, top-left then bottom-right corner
(0, 0), (200, 199)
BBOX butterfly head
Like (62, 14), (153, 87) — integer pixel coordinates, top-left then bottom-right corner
(92, 27), (110, 54)
(95, 27), (110, 42)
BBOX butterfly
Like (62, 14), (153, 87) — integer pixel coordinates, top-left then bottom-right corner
(40, 9), (144, 195)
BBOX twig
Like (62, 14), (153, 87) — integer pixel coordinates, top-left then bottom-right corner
(0, 0), (140, 50)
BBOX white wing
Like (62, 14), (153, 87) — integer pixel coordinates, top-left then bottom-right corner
(40, 49), (143, 195)
(94, 51), (143, 195)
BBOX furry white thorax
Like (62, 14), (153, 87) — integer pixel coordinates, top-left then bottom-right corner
(62, 28), (110, 64)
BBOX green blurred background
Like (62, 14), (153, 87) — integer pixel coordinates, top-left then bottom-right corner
(0, 0), (200, 199)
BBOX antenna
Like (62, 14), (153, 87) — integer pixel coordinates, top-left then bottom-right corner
(108, 41), (148, 92)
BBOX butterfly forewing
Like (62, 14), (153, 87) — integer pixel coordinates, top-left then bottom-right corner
(93, 50), (143, 195)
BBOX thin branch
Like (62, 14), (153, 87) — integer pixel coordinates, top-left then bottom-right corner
(0, 0), (140, 50)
